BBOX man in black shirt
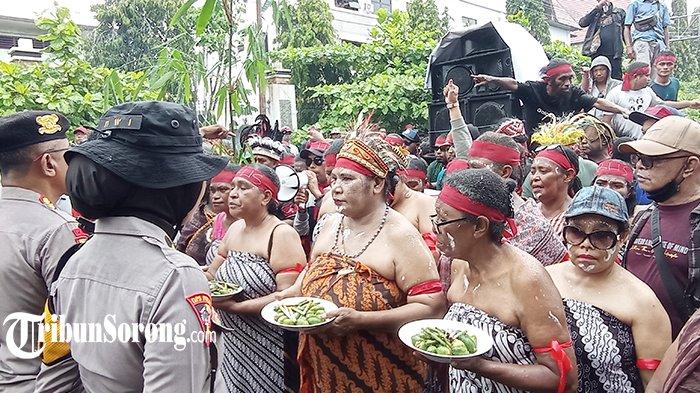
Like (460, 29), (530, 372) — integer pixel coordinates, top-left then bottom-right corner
(472, 59), (629, 136)
(579, 0), (626, 79)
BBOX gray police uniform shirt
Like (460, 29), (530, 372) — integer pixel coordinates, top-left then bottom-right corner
(49, 216), (212, 392)
(0, 187), (79, 392)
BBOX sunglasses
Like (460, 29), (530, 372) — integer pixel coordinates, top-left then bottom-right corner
(430, 214), (473, 234)
(305, 157), (324, 166)
(32, 147), (70, 161)
(563, 225), (619, 250)
(631, 153), (691, 169)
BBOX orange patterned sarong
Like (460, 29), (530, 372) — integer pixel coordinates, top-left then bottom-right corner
(298, 253), (427, 393)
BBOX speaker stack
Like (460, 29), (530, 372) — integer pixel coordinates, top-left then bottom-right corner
(428, 24), (522, 147)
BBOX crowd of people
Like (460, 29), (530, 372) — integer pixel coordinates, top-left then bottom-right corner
(1, 5), (699, 390)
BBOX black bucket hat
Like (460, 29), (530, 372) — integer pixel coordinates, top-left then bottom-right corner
(65, 101), (228, 189)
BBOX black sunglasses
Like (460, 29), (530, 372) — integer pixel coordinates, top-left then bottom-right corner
(563, 225), (619, 250)
(305, 156), (324, 166)
(630, 153), (691, 169)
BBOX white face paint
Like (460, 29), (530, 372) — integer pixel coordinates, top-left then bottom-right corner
(577, 262), (596, 272)
(473, 283), (481, 294)
(463, 274), (469, 293)
(447, 233), (456, 250)
(605, 248), (616, 262)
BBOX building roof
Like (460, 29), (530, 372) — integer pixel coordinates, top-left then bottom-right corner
(545, 0), (633, 43)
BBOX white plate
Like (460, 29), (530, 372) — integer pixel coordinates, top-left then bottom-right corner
(261, 297), (338, 332)
(209, 281), (243, 301)
(398, 319), (494, 364)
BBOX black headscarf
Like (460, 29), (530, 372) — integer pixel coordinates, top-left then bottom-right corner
(66, 155), (203, 239)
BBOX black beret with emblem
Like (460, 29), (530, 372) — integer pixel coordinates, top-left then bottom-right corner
(65, 101), (228, 189)
(0, 110), (70, 153)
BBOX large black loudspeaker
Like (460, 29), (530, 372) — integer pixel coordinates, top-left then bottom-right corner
(428, 23), (521, 136)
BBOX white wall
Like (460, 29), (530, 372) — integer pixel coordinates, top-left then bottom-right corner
(438, 0), (507, 30)
(549, 24), (571, 45)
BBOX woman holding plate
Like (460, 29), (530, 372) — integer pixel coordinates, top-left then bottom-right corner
(434, 168), (578, 393)
(207, 164), (307, 392)
(546, 186), (670, 391)
(280, 134), (446, 393)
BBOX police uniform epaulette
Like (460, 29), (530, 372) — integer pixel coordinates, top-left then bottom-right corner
(38, 194), (88, 244)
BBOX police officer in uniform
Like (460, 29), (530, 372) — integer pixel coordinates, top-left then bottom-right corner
(36, 102), (228, 392)
(0, 111), (84, 393)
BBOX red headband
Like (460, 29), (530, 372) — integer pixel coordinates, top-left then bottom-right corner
(536, 149), (575, 173)
(445, 159), (470, 174)
(544, 64), (574, 78)
(235, 166), (279, 201)
(385, 135), (405, 146)
(438, 185), (518, 239)
(622, 66), (650, 91)
(211, 169), (236, 184)
(655, 55), (677, 65)
(595, 160), (633, 183)
(397, 168), (427, 181)
(469, 140), (521, 166)
(496, 119), (526, 138)
(335, 157), (375, 177)
(324, 154), (337, 168)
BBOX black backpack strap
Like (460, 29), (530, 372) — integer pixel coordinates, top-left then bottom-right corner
(622, 207), (652, 268)
(209, 343), (218, 393)
(651, 208), (691, 321)
(47, 243), (85, 311)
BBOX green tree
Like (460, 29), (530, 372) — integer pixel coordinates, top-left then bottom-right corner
(275, 0), (337, 48)
(506, 0), (551, 45)
(307, 9), (435, 131)
(273, 0), (444, 130)
(0, 8), (157, 133)
(406, 0), (449, 41)
(671, 0), (700, 80)
(87, 0), (197, 71)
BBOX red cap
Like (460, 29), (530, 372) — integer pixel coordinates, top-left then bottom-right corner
(595, 159), (634, 183)
(434, 134), (453, 148)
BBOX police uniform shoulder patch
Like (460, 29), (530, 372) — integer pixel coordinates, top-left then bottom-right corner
(185, 293), (213, 347)
(36, 114), (62, 135)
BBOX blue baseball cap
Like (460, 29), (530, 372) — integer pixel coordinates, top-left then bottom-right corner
(401, 129), (420, 143)
(564, 186), (629, 227)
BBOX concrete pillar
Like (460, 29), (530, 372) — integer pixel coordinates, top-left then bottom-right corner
(266, 69), (298, 130)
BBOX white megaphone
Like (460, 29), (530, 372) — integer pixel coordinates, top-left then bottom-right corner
(275, 165), (306, 203)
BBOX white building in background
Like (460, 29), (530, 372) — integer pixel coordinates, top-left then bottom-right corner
(0, 1), (98, 62)
(314, 0), (577, 45)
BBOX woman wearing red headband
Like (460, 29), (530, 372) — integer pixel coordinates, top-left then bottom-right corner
(281, 136), (446, 393)
(530, 145), (582, 238)
(433, 168), (577, 393)
(466, 132), (568, 266)
(547, 186), (670, 391)
(207, 164), (307, 392)
(204, 165), (241, 264)
(177, 165), (238, 265)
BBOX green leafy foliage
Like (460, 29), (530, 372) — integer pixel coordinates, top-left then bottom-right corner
(275, 0), (337, 48)
(670, 0), (700, 81)
(86, 0), (198, 71)
(0, 7), (156, 134)
(678, 78), (700, 121)
(543, 40), (588, 83)
(274, 0), (444, 131)
(506, 0), (551, 45)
